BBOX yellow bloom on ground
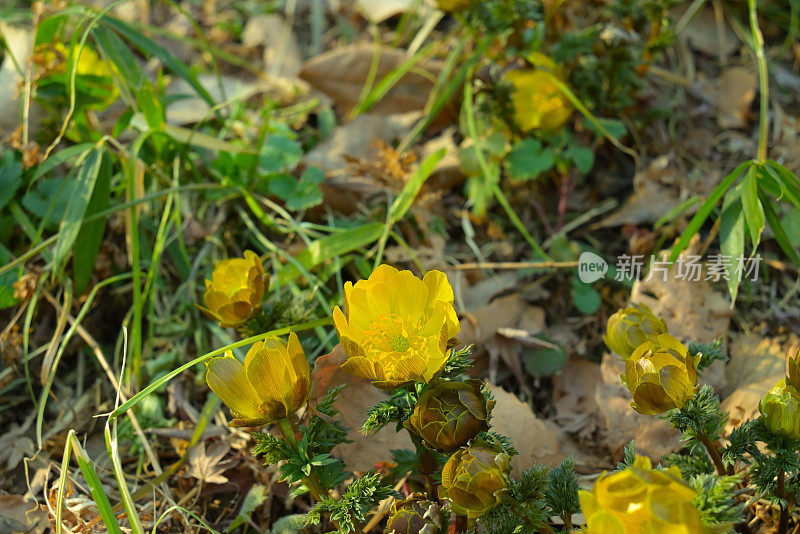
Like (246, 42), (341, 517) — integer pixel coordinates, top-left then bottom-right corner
(579, 455), (715, 533)
(436, 0), (471, 12)
(199, 250), (268, 327)
(333, 265), (459, 391)
(504, 53), (572, 133)
(205, 333), (310, 427)
(624, 333), (699, 415)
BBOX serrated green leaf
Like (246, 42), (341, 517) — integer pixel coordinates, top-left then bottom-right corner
(564, 145), (594, 173)
(719, 188), (745, 305)
(741, 164), (764, 250)
(506, 138), (555, 181)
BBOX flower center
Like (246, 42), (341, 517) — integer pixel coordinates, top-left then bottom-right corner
(390, 334), (410, 352)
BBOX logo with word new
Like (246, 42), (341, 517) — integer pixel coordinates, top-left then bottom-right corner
(578, 251), (608, 283)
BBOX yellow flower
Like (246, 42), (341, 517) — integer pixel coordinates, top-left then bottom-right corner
(205, 333), (310, 427)
(579, 455), (714, 533)
(436, 0), (471, 12)
(199, 250), (268, 327)
(504, 53), (572, 133)
(759, 378), (800, 440)
(39, 43), (119, 109)
(604, 303), (668, 360)
(333, 265), (459, 391)
(624, 334), (699, 415)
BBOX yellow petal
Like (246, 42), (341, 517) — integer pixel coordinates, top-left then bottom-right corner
(287, 332), (311, 384)
(205, 354), (263, 419)
(245, 340), (293, 406)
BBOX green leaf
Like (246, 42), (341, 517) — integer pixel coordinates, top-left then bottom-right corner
(0, 243), (21, 309)
(52, 149), (104, 278)
(0, 150), (23, 211)
(781, 207), (800, 248)
(563, 145), (594, 173)
(387, 148), (445, 224)
(669, 161), (751, 263)
(73, 151), (112, 293)
(21, 176), (78, 229)
(761, 191), (800, 266)
(719, 188), (745, 305)
(506, 138), (555, 181)
(267, 167), (325, 211)
(260, 135), (303, 173)
(584, 117), (626, 140)
(226, 484), (269, 532)
(522, 341), (567, 377)
(99, 16), (217, 111)
(764, 160), (800, 212)
(570, 277), (601, 314)
(741, 164), (764, 250)
(92, 24), (144, 91)
(276, 223), (384, 285)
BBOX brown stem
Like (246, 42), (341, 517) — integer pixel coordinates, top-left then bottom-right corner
(778, 469), (788, 534)
(696, 431), (727, 476)
(454, 514), (469, 533)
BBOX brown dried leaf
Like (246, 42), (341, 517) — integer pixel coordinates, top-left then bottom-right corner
(486, 383), (560, 475)
(187, 440), (232, 485)
(459, 293), (526, 347)
(311, 346), (413, 473)
(299, 44), (442, 116)
(0, 495), (48, 534)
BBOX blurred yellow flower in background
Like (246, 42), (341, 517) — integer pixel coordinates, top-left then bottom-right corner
(579, 455), (715, 533)
(436, 0), (471, 12)
(333, 265), (459, 390)
(199, 250), (268, 327)
(205, 333), (310, 427)
(624, 334), (699, 415)
(504, 52), (573, 133)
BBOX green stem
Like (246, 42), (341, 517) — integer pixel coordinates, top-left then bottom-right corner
(278, 418), (326, 501)
(748, 0), (769, 163)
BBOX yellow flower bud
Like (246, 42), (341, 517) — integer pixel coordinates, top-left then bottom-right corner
(759, 379), (800, 440)
(333, 265), (459, 391)
(385, 494), (442, 534)
(205, 333), (310, 426)
(504, 53), (573, 133)
(436, 0), (471, 12)
(604, 303), (668, 360)
(404, 380), (492, 452)
(198, 250), (268, 327)
(579, 455), (714, 533)
(439, 445), (510, 519)
(624, 334), (699, 415)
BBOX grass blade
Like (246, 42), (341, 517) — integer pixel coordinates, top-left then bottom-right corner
(68, 430), (124, 534)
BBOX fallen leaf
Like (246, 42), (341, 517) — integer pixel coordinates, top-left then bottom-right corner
(241, 14), (302, 78)
(698, 67), (757, 129)
(720, 334), (800, 435)
(0, 23), (34, 135)
(595, 352), (681, 460)
(187, 440), (233, 485)
(459, 293), (526, 347)
(486, 383), (560, 475)
(630, 248), (732, 344)
(676, 5), (738, 58)
(0, 495), (48, 534)
(299, 44), (443, 116)
(355, 0), (427, 23)
(311, 346), (413, 473)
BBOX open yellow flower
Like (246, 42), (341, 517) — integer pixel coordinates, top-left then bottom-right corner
(579, 455), (717, 533)
(333, 265), (459, 390)
(504, 53), (572, 133)
(198, 250), (268, 327)
(205, 333), (310, 427)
